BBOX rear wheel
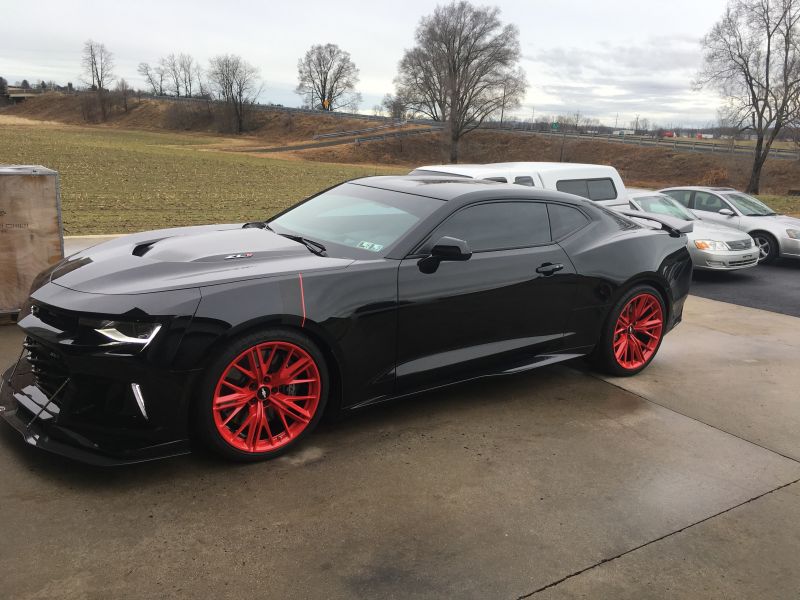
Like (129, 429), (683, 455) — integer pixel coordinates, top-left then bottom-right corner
(752, 232), (778, 264)
(197, 328), (328, 461)
(594, 286), (666, 377)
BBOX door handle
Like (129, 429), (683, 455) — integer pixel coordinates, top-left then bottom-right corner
(536, 262), (564, 276)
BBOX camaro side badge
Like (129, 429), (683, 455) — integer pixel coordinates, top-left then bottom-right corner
(224, 253), (254, 260)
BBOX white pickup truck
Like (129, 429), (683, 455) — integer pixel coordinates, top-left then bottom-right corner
(409, 162), (628, 207)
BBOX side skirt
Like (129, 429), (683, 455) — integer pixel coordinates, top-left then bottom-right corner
(346, 347), (593, 412)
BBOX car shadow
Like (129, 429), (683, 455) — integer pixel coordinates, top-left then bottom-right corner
(0, 362), (631, 488)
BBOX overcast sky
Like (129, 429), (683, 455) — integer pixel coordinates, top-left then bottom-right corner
(2, 0), (729, 127)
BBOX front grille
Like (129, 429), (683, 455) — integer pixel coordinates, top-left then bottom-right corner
(729, 257), (758, 266)
(24, 337), (69, 401)
(728, 239), (753, 250)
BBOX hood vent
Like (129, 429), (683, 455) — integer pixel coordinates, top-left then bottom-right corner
(132, 241), (158, 257)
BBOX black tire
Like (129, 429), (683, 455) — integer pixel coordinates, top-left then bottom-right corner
(195, 327), (329, 462)
(752, 231), (778, 264)
(592, 284), (667, 377)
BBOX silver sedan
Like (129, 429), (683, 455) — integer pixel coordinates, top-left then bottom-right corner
(659, 186), (800, 263)
(612, 190), (758, 271)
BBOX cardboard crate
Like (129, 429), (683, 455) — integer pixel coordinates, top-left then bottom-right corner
(0, 165), (64, 316)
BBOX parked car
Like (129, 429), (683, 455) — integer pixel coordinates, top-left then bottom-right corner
(1, 176), (692, 464)
(610, 189), (758, 271)
(410, 162), (627, 206)
(659, 186), (800, 263)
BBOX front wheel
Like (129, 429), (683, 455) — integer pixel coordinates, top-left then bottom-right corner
(593, 286), (666, 377)
(752, 232), (778, 264)
(196, 328), (329, 461)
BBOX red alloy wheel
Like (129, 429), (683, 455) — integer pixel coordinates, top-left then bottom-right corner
(612, 293), (664, 370)
(212, 341), (322, 453)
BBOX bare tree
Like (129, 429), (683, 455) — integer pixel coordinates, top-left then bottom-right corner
(698, 0), (800, 192)
(81, 40), (114, 90)
(382, 93), (407, 120)
(81, 40), (115, 120)
(207, 54), (261, 133)
(296, 44), (361, 111)
(138, 62), (165, 96)
(394, 1), (527, 162)
(115, 78), (131, 112)
(163, 53), (182, 97)
(179, 54), (197, 97)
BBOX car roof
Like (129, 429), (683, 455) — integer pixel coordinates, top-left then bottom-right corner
(659, 186), (737, 192)
(414, 162), (618, 178)
(349, 175), (591, 206)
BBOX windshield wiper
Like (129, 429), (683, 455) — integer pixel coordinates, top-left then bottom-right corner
(279, 233), (328, 256)
(263, 223), (327, 256)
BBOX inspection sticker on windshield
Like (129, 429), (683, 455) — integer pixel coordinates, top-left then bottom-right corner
(357, 241), (384, 252)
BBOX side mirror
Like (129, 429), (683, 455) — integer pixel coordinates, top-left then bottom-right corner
(430, 236), (472, 261)
(418, 236), (471, 273)
(718, 208), (735, 216)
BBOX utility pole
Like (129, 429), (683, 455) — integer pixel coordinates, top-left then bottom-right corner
(499, 83), (507, 126)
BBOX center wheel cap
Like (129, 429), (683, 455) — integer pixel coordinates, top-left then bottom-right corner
(257, 386), (271, 400)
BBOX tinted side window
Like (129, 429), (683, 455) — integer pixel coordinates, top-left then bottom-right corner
(663, 190), (692, 207)
(556, 179), (589, 198)
(514, 176), (535, 187)
(434, 202), (551, 252)
(548, 204), (589, 239)
(484, 177), (508, 183)
(587, 179), (617, 200)
(556, 178), (617, 201)
(693, 192), (728, 212)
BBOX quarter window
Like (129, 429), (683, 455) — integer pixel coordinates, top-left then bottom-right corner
(556, 178), (617, 201)
(432, 202), (551, 252)
(514, 176), (535, 187)
(548, 204), (589, 239)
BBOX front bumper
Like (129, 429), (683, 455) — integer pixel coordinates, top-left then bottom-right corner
(779, 236), (800, 258)
(689, 246), (759, 270)
(0, 349), (195, 465)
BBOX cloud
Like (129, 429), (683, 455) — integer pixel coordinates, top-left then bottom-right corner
(521, 35), (719, 125)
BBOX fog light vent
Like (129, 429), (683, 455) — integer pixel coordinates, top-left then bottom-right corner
(131, 383), (148, 420)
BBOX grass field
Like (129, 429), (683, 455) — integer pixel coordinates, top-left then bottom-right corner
(1, 119), (797, 235)
(0, 121), (404, 235)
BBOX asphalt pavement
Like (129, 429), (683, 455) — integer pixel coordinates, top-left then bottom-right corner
(690, 258), (800, 317)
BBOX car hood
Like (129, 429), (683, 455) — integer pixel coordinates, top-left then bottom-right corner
(772, 214), (800, 227)
(689, 220), (751, 241)
(46, 224), (354, 295)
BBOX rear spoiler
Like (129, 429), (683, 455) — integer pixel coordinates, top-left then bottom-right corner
(617, 210), (694, 237)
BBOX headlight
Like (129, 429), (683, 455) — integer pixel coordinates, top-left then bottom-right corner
(89, 320), (162, 348)
(694, 240), (730, 251)
(787, 229), (800, 240)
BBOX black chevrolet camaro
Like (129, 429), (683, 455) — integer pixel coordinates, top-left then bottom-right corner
(0, 177), (692, 464)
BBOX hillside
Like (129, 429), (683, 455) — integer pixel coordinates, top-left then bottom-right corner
(3, 93), (399, 146)
(290, 129), (800, 196)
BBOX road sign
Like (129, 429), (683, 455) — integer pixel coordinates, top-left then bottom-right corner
(551, 122), (559, 131)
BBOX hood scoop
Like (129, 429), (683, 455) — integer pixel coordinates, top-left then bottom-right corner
(128, 228), (307, 263)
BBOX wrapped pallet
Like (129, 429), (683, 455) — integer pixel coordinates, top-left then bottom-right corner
(0, 165), (64, 318)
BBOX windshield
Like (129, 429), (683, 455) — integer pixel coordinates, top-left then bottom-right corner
(269, 182), (442, 257)
(633, 194), (696, 221)
(722, 192), (776, 216)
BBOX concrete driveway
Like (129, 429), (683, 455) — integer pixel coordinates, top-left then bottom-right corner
(1, 294), (800, 599)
